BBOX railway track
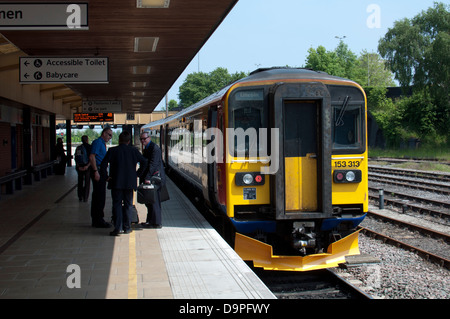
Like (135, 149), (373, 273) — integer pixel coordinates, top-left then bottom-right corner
(369, 165), (450, 183)
(368, 188), (450, 219)
(253, 268), (372, 299)
(368, 163), (450, 221)
(360, 210), (450, 269)
(365, 161), (450, 270)
(369, 173), (450, 195)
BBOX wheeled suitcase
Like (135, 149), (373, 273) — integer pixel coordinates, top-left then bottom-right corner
(129, 205), (139, 224)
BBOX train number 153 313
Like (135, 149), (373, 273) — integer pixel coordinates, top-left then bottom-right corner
(334, 160), (361, 168)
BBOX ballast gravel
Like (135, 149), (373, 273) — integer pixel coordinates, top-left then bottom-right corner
(333, 234), (450, 299)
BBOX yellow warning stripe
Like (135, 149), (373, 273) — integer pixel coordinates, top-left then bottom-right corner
(128, 231), (137, 299)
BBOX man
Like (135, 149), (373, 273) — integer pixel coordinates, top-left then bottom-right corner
(75, 135), (91, 202)
(101, 131), (147, 236)
(89, 127), (113, 228)
(139, 131), (166, 228)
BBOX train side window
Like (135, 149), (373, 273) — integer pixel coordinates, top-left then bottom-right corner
(332, 104), (363, 151)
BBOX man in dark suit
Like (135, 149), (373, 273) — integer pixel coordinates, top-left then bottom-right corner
(139, 131), (166, 229)
(101, 131), (148, 236)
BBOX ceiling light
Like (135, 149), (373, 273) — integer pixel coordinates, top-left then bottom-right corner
(132, 66), (151, 75)
(137, 0), (170, 8)
(132, 82), (149, 88)
(132, 92), (146, 96)
(134, 37), (159, 52)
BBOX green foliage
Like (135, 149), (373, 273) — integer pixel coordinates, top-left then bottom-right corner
(305, 41), (395, 88)
(378, 2), (450, 136)
(305, 42), (358, 80)
(168, 99), (178, 110)
(178, 67), (248, 108)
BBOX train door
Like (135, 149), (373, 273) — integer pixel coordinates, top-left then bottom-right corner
(283, 101), (318, 211)
(205, 106), (218, 206)
(271, 83), (332, 220)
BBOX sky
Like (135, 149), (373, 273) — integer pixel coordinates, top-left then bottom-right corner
(154, 0), (442, 110)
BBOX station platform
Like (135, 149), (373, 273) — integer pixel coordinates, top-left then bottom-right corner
(0, 167), (275, 299)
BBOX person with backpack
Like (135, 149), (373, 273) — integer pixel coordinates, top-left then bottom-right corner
(75, 135), (92, 202)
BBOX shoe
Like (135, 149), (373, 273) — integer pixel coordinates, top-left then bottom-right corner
(147, 224), (162, 229)
(123, 229), (133, 234)
(109, 230), (120, 236)
(141, 222), (152, 228)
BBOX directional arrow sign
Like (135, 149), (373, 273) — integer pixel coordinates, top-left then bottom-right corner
(20, 57), (108, 84)
(0, 3), (88, 30)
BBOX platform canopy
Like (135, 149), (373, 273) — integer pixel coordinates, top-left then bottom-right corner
(0, 0), (238, 115)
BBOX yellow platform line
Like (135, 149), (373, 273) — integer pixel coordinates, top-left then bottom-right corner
(128, 231), (138, 299)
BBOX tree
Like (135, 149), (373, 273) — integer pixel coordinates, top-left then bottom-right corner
(178, 67), (247, 108)
(305, 41), (358, 80)
(168, 99), (178, 111)
(356, 51), (396, 87)
(378, 2), (449, 135)
(304, 41), (395, 88)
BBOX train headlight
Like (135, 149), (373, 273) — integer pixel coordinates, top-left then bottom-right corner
(243, 173), (253, 185)
(235, 172), (265, 186)
(345, 171), (356, 182)
(333, 170), (362, 183)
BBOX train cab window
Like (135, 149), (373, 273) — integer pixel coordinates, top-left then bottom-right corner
(332, 104), (364, 152)
(228, 89), (267, 157)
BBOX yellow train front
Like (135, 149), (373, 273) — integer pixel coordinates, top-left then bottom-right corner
(145, 67), (368, 271)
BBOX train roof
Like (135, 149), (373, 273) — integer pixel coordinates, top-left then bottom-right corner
(245, 67), (353, 83)
(141, 67), (355, 131)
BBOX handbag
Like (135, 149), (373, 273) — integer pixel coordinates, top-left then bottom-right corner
(137, 183), (159, 204)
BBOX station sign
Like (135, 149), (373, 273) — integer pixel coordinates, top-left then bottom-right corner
(19, 56), (108, 84)
(73, 113), (114, 123)
(82, 100), (122, 113)
(0, 3), (88, 30)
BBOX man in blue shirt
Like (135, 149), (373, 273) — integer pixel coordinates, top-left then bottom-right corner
(89, 127), (113, 228)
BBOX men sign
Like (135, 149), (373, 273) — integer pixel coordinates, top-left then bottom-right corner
(0, 3), (88, 30)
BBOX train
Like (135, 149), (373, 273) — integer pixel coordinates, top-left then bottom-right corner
(141, 67), (368, 271)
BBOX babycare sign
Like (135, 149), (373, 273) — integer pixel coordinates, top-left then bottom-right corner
(20, 56), (108, 84)
(0, 3), (88, 30)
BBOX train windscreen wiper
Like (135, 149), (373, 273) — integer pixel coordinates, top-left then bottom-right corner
(335, 96), (351, 127)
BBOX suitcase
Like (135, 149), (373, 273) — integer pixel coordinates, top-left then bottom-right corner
(129, 205), (139, 224)
(137, 183), (159, 204)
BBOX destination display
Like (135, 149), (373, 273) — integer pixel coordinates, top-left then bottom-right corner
(0, 3), (88, 30)
(20, 57), (108, 84)
(73, 113), (114, 123)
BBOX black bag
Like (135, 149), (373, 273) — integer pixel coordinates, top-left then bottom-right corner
(137, 183), (159, 204)
(160, 184), (170, 202)
(129, 205), (139, 224)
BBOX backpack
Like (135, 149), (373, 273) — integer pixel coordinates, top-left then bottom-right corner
(75, 144), (89, 165)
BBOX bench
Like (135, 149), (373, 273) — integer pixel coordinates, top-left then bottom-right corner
(0, 169), (28, 199)
(32, 160), (58, 181)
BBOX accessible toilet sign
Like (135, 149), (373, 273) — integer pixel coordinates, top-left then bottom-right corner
(19, 56), (109, 84)
(0, 3), (88, 30)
